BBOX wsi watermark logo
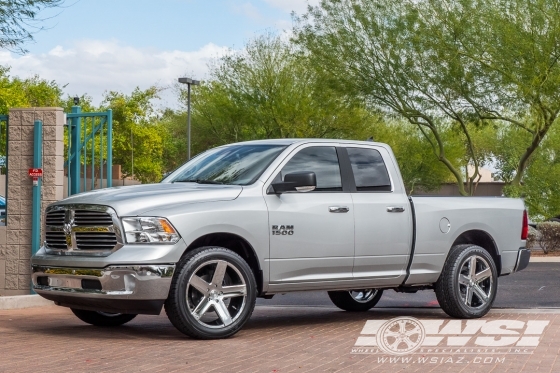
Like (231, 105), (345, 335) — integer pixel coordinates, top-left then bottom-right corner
(352, 317), (549, 358)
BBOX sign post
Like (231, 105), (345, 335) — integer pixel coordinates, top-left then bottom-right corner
(31, 120), (43, 294)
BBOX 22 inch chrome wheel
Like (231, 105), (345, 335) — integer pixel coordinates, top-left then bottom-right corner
(435, 244), (498, 318)
(187, 259), (247, 328)
(458, 255), (493, 309)
(165, 247), (257, 339)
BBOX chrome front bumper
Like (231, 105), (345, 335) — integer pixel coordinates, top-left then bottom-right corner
(31, 265), (175, 315)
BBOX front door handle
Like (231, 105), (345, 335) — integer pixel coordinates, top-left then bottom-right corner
(329, 206), (350, 213)
(387, 206), (405, 213)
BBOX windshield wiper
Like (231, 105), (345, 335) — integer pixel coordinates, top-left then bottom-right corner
(175, 179), (225, 185)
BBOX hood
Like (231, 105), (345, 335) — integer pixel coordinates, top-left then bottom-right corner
(56, 183), (243, 216)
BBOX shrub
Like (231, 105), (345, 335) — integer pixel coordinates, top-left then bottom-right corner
(536, 222), (560, 254)
(526, 226), (539, 249)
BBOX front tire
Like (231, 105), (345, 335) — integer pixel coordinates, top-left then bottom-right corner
(328, 289), (383, 311)
(165, 247), (257, 339)
(71, 309), (137, 327)
(435, 244), (498, 318)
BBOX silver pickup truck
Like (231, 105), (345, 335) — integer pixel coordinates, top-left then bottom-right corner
(31, 139), (530, 339)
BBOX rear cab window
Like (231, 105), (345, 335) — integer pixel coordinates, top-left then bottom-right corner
(347, 147), (392, 192)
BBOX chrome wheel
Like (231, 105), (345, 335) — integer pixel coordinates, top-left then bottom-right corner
(457, 255), (493, 309)
(186, 259), (247, 328)
(349, 289), (378, 303)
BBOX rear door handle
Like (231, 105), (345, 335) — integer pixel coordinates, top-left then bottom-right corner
(329, 206), (350, 213)
(387, 206), (405, 213)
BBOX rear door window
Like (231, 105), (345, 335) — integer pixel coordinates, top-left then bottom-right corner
(347, 147), (391, 192)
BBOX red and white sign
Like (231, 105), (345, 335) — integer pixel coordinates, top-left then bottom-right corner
(28, 168), (43, 178)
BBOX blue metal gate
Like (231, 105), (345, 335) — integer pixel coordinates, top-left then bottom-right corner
(66, 106), (113, 196)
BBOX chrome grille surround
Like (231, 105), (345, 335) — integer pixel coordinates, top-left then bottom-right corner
(44, 204), (124, 256)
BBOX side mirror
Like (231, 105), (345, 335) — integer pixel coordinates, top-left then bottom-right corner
(271, 172), (316, 194)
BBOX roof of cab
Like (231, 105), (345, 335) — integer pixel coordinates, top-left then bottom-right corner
(228, 138), (387, 147)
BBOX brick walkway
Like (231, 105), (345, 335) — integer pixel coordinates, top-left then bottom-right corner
(0, 305), (559, 373)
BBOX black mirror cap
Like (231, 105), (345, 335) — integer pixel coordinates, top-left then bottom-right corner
(271, 171), (317, 194)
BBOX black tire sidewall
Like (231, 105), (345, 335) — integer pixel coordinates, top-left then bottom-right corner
(437, 245), (498, 318)
(168, 247), (257, 339)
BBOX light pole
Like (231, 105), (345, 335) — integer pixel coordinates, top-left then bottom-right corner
(178, 77), (200, 160)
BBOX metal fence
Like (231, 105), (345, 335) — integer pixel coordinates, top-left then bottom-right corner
(65, 107), (113, 196)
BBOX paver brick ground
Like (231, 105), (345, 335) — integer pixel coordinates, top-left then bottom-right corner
(0, 305), (559, 373)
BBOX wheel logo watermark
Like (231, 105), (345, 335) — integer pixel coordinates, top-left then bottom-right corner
(376, 317), (425, 355)
(352, 317), (551, 364)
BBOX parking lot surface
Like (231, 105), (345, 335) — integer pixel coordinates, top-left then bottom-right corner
(1, 305), (559, 373)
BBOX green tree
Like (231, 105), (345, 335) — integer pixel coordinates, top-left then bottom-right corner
(0, 0), (64, 53)
(100, 87), (165, 183)
(495, 125), (560, 221)
(372, 120), (459, 194)
(295, 0), (560, 195)
(0, 66), (62, 113)
(177, 33), (378, 156)
(158, 108), (188, 174)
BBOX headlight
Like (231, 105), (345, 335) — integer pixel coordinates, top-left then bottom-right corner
(122, 217), (180, 244)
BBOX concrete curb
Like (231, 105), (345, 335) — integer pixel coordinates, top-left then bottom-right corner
(0, 295), (54, 310)
(530, 256), (560, 262)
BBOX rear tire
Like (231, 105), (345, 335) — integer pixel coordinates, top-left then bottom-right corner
(328, 289), (383, 312)
(71, 309), (137, 327)
(435, 244), (498, 318)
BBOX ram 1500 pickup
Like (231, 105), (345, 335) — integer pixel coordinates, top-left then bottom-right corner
(31, 139), (530, 339)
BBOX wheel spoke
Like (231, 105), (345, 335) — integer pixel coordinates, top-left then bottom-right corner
(474, 267), (491, 283)
(214, 299), (233, 326)
(221, 284), (247, 297)
(211, 260), (228, 287)
(465, 286), (474, 306)
(459, 274), (470, 286)
(472, 284), (489, 304)
(192, 296), (212, 319)
(469, 256), (477, 278)
(189, 275), (210, 295)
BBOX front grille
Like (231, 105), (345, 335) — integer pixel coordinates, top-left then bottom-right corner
(74, 210), (113, 226)
(46, 210), (65, 226)
(44, 205), (122, 254)
(75, 231), (118, 250)
(45, 231), (67, 249)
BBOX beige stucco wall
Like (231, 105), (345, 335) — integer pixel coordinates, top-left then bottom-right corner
(0, 108), (65, 295)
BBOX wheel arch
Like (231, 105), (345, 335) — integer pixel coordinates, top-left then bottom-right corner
(451, 229), (501, 275)
(183, 232), (263, 294)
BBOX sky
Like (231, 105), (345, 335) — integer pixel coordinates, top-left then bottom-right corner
(0, 0), (319, 107)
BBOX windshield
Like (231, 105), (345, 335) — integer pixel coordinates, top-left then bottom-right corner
(164, 144), (287, 185)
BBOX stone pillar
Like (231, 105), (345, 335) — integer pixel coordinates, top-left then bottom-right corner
(0, 108), (65, 295)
